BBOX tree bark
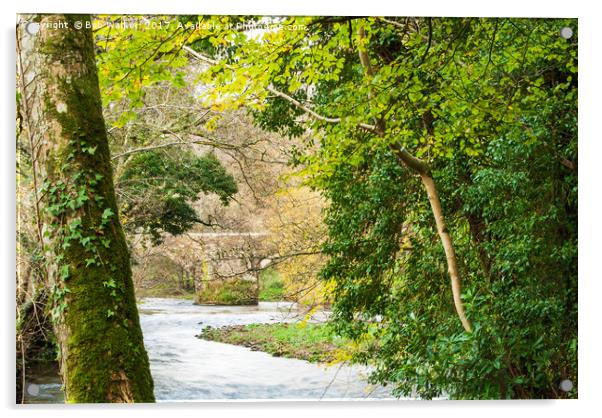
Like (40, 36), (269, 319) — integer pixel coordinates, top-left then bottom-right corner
(17, 14), (155, 402)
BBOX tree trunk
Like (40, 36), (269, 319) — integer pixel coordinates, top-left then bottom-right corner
(395, 149), (473, 333)
(17, 14), (155, 402)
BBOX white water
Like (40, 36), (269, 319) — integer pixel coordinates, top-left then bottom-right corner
(140, 298), (391, 401)
(23, 298), (393, 403)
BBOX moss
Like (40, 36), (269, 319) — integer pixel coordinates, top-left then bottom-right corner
(35, 14), (154, 403)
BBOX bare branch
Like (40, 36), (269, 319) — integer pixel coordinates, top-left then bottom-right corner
(111, 132), (238, 160)
(376, 17), (406, 30)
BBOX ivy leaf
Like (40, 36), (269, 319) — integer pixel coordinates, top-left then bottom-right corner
(68, 218), (82, 230)
(84, 145), (98, 155)
(59, 265), (70, 280)
(103, 278), (117, 288)
(102, 208), (115, 220)
(85, 258), (97, 267)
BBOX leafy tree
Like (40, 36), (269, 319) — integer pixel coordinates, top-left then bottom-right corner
(97, 53), (241, 246)
(118, 149), (237, 244)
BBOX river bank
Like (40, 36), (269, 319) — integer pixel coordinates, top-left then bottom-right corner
(199, 323), (347, 363)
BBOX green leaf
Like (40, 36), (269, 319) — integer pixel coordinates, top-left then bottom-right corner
(59, 265), (70, 280)
(102, 208), (115, 220)
(103, 278), (117, 288)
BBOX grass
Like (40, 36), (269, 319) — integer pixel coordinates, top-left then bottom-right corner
(199, 322), (348, 363)
(258, 269), (285, 301)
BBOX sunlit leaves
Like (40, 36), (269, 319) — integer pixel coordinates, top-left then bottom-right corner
(95, 15), (212, 125)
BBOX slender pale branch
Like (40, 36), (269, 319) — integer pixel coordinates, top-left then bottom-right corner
(265, 86), (342, 124)
(377, 17), (406, 30)
(16, 30), (44, 245)
(111, 133), (239, 160)
(357, 25), (472, 332)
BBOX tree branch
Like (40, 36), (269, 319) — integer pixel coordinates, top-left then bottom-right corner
(357, 23), (472, 333)
(376, 17), (406, 30)
(183, 45), (379, 134)
(111, 131), (239, 160)
(418, 17), (433, 65)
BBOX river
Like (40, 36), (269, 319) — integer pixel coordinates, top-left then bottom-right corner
(23, 298), (393, 403)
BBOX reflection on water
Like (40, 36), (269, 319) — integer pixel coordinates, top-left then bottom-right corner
(22, 362), (63, 404)
(23, 298), (394, 403)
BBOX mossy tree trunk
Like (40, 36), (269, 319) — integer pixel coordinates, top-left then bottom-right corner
(17, 14), (155, 403)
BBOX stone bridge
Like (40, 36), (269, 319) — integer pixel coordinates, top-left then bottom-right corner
(183, 231), (275, 292)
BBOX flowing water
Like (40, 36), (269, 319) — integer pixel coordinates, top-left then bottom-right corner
(23, 298), (393, 403)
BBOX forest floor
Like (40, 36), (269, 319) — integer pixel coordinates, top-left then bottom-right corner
(198, 323), (348, 363)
